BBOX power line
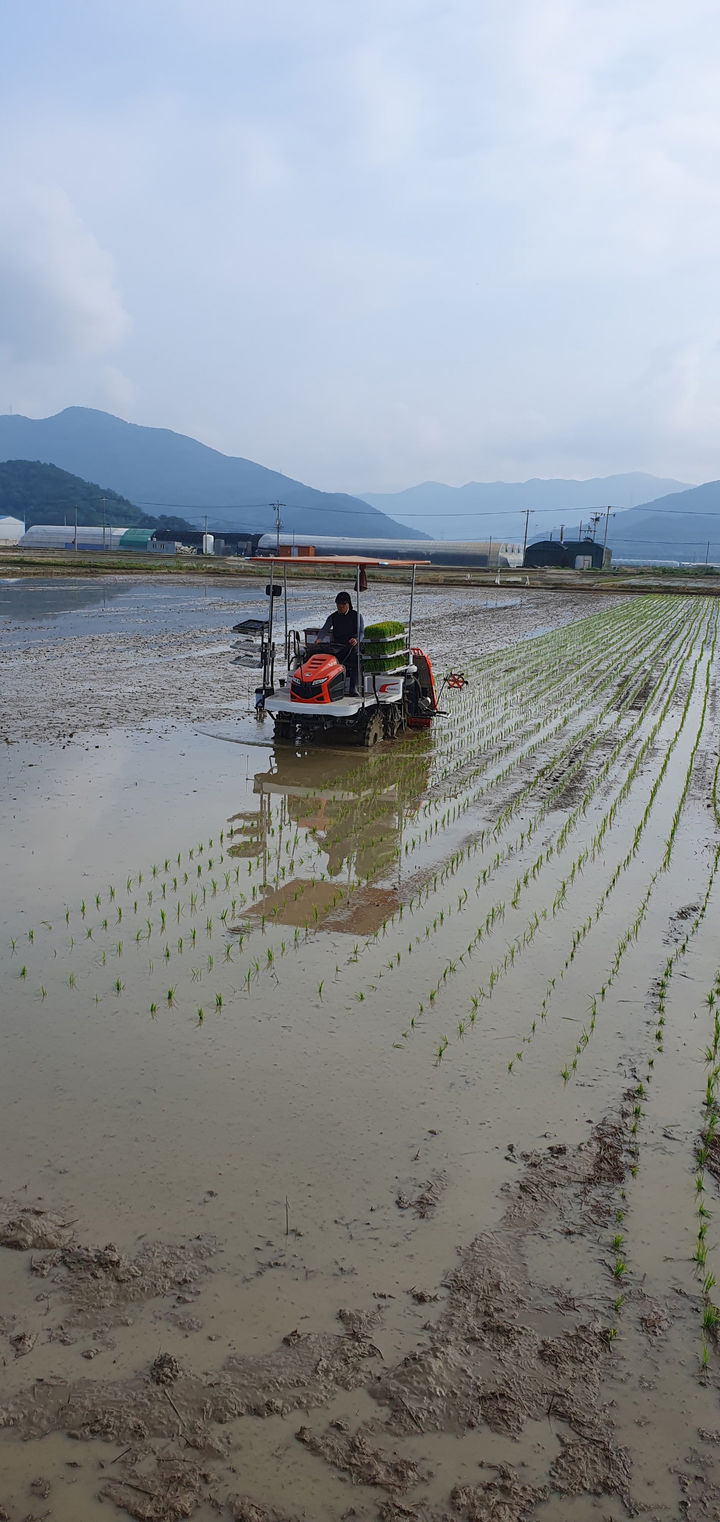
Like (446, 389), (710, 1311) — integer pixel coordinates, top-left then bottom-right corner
(132, 498), (720, 520)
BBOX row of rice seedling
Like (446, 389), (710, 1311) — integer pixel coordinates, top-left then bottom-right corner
(556, 605), (718, 1081)
(366, 601), (711, 1032)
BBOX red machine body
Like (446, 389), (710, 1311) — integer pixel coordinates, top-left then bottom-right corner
(406, 648), (438, 728)
(289, 652), (346, 705)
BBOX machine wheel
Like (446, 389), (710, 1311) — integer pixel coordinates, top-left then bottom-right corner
(361, 711), (384, 748)
(273, 716), (296, 743)
(382, 703), (403, 739)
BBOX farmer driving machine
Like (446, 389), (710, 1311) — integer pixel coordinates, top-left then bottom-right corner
(232, 556), (453, 747)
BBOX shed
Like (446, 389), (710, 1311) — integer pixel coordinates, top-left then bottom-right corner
(118, 528), (155, 551)
(524, 538), (610, 570)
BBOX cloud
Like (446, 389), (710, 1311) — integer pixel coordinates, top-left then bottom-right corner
(0, 180), (129, 364)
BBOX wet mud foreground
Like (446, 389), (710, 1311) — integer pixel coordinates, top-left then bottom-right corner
(1, 1102), (718, 1520)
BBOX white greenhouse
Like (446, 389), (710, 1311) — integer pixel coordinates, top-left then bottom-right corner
(0, 515), (25, 544)
(19, 524), (157, 552)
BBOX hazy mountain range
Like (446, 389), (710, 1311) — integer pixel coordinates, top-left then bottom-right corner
(607, 482), (720, 563)
(0, 408), (426, 541)
(363, 473), (720, 562)
(362, 474), (691, 542)
(1, 407), (719, 562)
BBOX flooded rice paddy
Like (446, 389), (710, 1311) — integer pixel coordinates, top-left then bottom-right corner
(2, 580), (720, 1520)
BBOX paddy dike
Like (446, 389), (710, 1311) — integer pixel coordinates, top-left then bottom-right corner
(2, 585), (720, 1520)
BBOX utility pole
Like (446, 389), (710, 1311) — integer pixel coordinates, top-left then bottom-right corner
(602, 506), (613, 560)
(102, 496), (106, 551)
(270, 502), (285, 553)
(589, 512), (602, 540)
(521, 509), (531, 562)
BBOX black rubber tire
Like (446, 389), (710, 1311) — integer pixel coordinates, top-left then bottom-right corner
(273, 717), (295, 743)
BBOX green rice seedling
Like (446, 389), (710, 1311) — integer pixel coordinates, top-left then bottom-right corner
(19, 965), (27, 979)
(701, 1341), (710, 1371)
(67, 972), (76, 988)
(163, 945), (171, 961)
(611, 1234), (623, 1251)
(109, 886), (115, 900)
(101, 918), (108, 931)
(191, 927), (197, 945)
(612, 1259), (627, 1279)
(215, 993), (222, 1009)
(207, 954), (213, 970)
(95, 893), (101, 909)
(86, 927), (93, 940)
(115, 977), (124, 993)
(65, 909), (70, 925)
(167, 987), (176, 1005)
(40, 986), (46, 999)
(197, 1008), (204, 1024)
(224, 944), (232, 962)
(703, 1272), (716, 1296)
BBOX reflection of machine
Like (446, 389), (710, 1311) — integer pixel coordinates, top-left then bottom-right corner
(241, 556), (440, 747)
(243, 743), (432, 931)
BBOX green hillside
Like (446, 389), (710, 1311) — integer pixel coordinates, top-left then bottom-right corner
(0, 460), (191, 533)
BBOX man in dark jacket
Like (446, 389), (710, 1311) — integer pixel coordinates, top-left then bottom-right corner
(315, 592), (365, 695)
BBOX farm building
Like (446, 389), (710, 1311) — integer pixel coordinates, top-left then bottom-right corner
(524, 537), (611, 570)
(18, 525), (174, 553)
(253, 534), (523, 567)
(0, 515), (25, 544)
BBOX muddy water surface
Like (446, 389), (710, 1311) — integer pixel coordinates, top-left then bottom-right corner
(2, 586), (720, 1521)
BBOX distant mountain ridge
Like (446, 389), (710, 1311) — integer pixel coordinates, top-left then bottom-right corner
(0, 408), (427, 540)
(608, 481), (720, 562)
(0, 460), (191, 533)
(362, 473), (691, 542)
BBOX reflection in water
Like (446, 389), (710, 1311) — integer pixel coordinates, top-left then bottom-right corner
(0, 576), (267, 646)
(0, 577), (127, 621)
(228, 742), (431, 934)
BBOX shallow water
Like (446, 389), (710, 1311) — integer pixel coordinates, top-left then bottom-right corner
(2, 588), (720, 1520)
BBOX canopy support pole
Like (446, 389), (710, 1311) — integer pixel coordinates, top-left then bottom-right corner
(356, 562), (363, 699)
(407, 563), (416, 653)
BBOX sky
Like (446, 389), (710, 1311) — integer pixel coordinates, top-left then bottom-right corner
(2, 0), (720, 495)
